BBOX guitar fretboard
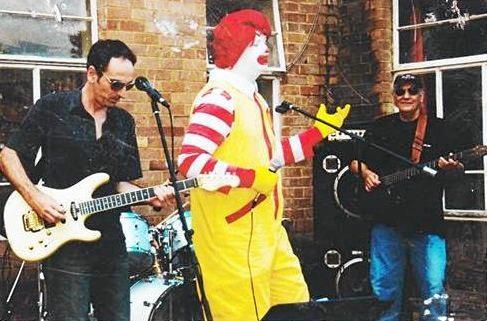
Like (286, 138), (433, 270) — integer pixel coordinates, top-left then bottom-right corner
(78, 178), (198, 215)
(380, 147), (484, 187)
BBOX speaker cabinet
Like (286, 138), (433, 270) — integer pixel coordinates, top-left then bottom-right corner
(303, 127), (372, 299)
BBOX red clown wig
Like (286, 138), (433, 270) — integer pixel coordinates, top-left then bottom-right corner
(212, 9), (272, 69)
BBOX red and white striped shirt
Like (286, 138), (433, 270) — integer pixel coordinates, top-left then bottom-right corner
(178, 74), (323, 187)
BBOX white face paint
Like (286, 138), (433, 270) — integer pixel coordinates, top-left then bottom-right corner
(232, 32), (270, 81)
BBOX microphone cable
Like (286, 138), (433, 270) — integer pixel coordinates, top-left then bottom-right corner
(247, 210), (260, 321)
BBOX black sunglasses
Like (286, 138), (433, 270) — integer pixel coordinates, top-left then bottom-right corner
(394, 86), (420, 96)
(103, 74), (135, 91)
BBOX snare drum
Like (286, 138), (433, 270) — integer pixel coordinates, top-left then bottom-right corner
(130, 275), (202, 321)
(120, 212), (153, 276)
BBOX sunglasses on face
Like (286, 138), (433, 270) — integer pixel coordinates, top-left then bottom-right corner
(394, 86), (420, 96)
(103, 74), (135, 91)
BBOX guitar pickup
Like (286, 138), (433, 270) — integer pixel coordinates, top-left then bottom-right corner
(22, 211), (45, 232)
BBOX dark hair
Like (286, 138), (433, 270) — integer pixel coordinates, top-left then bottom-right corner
(86, 39), (137, 76)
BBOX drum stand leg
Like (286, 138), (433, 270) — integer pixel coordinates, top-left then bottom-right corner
(1, 260), (25, 321)
(38, 264), (48, 321)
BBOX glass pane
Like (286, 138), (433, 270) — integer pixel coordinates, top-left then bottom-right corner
(419, 72), (437, 113)
(445, 174), (484, 210)
(257, 78), (273, 108)
(0, 68), (33, 183)
(442, 68), (483, 170)
(206, 0), (274, 27)
(40, 70), (86, 96)
(1, 0), (90, 17)
(398, 0), (487, 27)
(399, 18), (487, 63)
(0, 14), (91, 58)
(206, 0), (281, 68)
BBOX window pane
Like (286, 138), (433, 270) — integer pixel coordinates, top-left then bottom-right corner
(0, 68), (33, 183)
(1, 0), (90, 17)
(206, 0), (274, 27)
(257, 78), (273, 108)
(40, 70), (86, 96)
(399, 18), (487, 63)
(442, 68), (483, 171)
(445, 174), (484, 210)
(398, 0), (487, 27)
(0, 14), (91, 58)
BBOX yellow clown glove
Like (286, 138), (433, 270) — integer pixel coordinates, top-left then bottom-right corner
(252, 166), (278, 195)
(314, 103), (351, 138)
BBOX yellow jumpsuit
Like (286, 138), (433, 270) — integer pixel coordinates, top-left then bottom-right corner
(190, 80), (309, 321)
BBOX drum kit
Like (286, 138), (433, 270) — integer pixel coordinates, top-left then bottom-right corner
(120, 209), (203, 321)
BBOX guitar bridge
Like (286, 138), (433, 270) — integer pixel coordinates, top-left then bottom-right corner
(22, 211), (45, 232)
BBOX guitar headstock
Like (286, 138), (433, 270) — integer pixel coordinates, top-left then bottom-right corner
(469, 145), (487, 157)
(196, 173), (240, 191)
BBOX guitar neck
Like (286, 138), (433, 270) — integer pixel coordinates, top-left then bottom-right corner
(78, 177), (198, 215)
(380, 148), (476, 187)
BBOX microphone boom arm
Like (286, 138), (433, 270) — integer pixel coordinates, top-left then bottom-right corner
(278, 101), (437, 177)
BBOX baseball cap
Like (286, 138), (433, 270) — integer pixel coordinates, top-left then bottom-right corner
(393, 74), (424, 90)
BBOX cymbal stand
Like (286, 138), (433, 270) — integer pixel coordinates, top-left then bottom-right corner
(1, 260), (25, 321)
(38, 264), (48, 321)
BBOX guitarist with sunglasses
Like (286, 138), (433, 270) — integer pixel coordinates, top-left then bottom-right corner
(0, 39), (174, 321)
(349, 74), (464, 321)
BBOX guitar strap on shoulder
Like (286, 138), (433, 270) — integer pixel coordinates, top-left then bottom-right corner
(411, 106), (428, 164)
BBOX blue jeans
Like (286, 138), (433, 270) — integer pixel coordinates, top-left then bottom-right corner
(43, 241), (129, 321)
(370, 224), (447, 321)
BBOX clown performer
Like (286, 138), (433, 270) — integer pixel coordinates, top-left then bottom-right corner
(178, 9), (350, 321)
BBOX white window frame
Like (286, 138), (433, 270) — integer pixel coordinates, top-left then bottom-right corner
(0, 1), (98, 66)
(392, 0), (487, 71)
(393, 0), (487, 220)
(258, 75), (283, 137)
(205, 0), (286, 73)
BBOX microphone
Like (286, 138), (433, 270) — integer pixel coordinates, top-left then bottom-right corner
(275, 101), (295, 114)
(135, 76), (170, 107)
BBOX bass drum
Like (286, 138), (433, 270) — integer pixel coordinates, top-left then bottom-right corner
(130, 275), (202, 321)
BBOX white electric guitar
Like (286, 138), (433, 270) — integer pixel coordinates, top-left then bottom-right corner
(4, 172), (239, 262)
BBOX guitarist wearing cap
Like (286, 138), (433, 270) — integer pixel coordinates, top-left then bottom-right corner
(350, 74), (464, 321)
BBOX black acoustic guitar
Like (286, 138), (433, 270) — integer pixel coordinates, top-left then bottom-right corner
(333, 145), (487, 220)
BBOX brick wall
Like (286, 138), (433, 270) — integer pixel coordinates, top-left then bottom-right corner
(98, 0), (208, 224)
(279, 0), (338, 234)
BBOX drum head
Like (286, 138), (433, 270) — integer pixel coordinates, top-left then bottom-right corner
(130, 276), (202, 321)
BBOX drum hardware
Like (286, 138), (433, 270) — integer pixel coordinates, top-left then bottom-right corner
(0, 260), (25, 321)
(0, 261), (47, 321)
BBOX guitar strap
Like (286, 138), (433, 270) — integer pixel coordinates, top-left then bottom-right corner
(411, 105), (428, 164)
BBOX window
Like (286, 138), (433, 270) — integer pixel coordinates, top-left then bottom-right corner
(205, 0), (286, 72)
(0, 0), (97, 62)
(0, 1), (95, 185)
(394, 0), (487, 69)
(393, 1), (487, 219)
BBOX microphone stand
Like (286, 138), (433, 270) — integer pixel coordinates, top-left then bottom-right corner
(277, 101), (437, 176)
(149, 100), (213, 321)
